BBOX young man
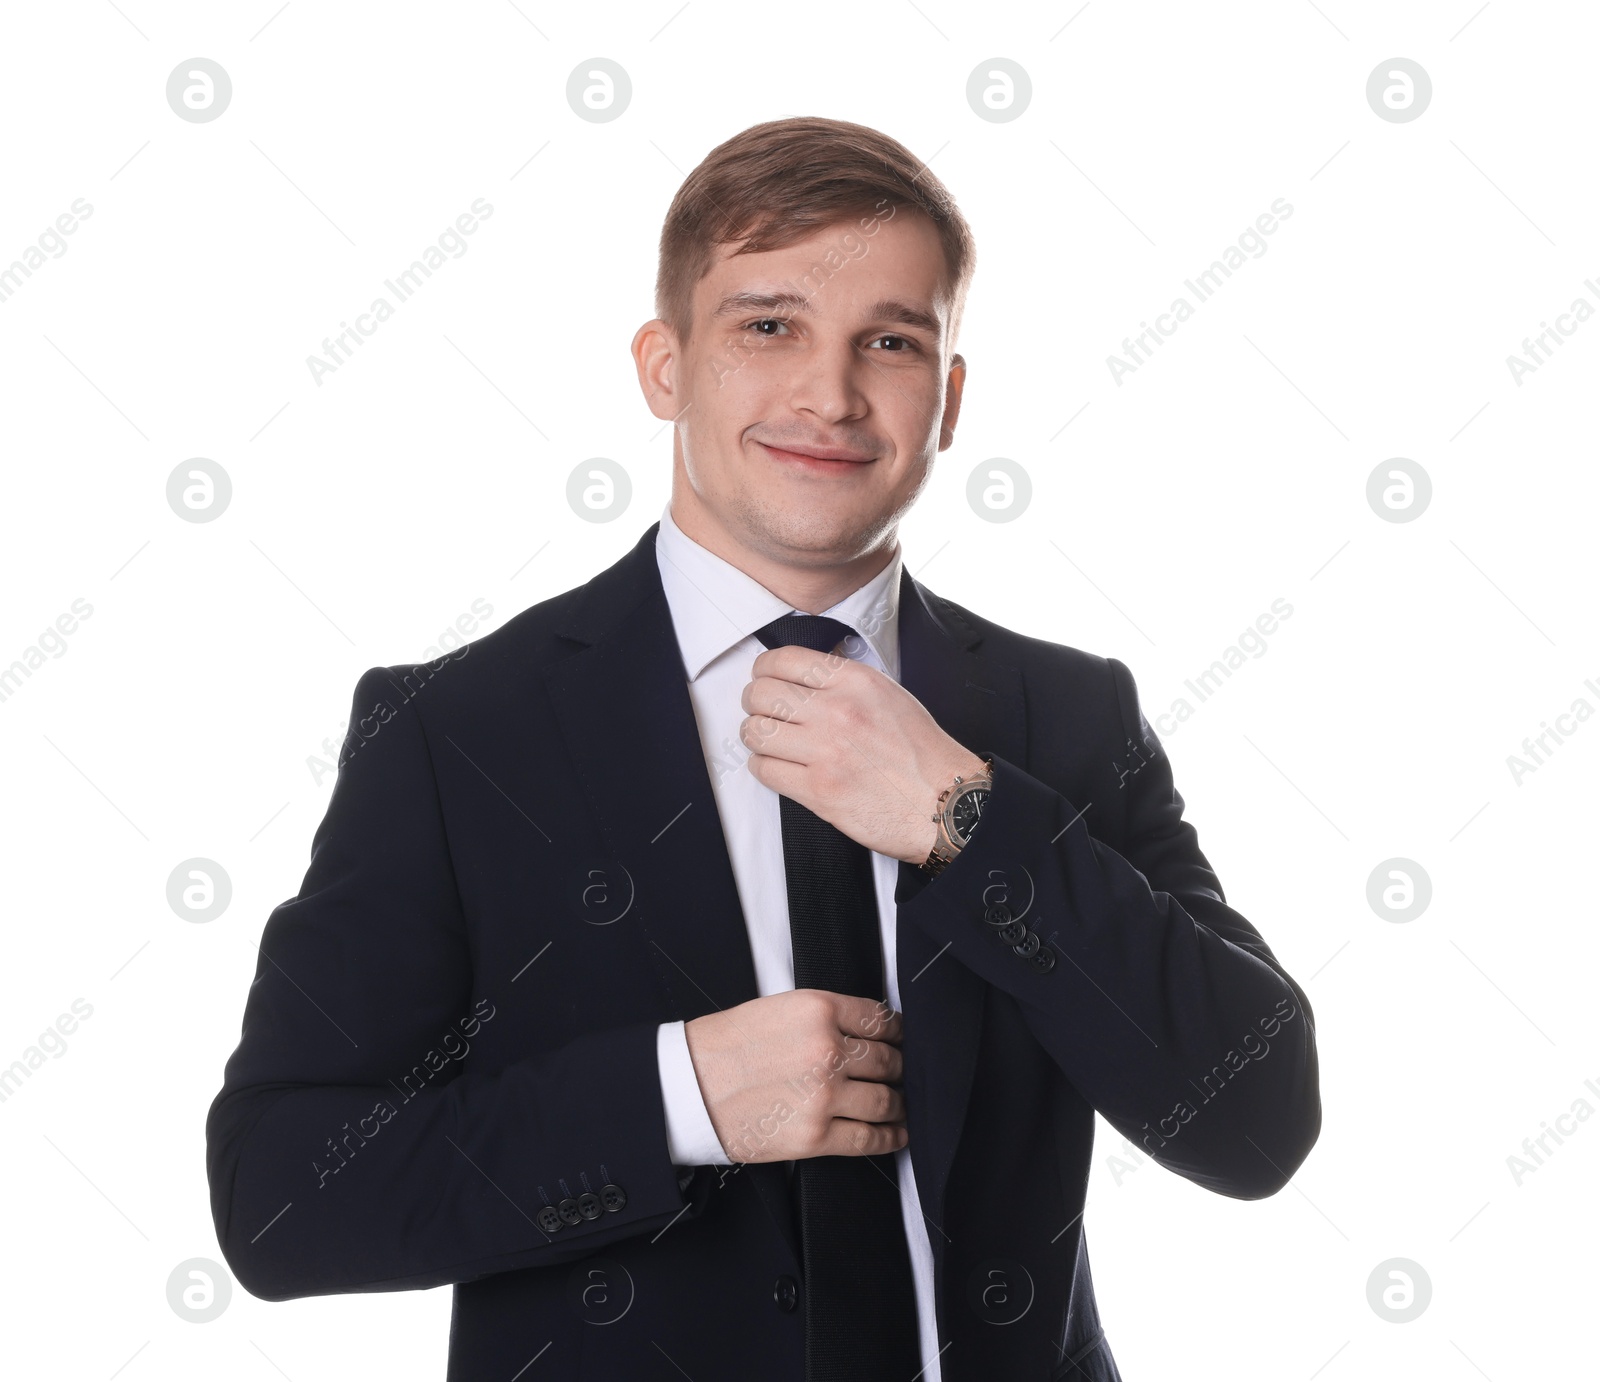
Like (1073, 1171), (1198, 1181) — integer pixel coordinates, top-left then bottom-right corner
(207, 116), (1320, 1382)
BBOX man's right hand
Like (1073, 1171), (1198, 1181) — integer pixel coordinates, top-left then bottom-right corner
(683, 989), (907, 1164)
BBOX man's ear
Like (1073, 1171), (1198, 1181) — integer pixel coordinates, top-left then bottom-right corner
(939, 352), (967, 450)
(631, 319), (680, 423)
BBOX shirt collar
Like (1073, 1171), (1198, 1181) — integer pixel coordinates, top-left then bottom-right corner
(655, 498), (901, 682)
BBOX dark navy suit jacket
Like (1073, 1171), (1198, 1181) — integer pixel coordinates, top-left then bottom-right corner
(206, 519), (1321, 1381)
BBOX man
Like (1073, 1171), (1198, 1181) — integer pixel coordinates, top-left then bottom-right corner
(207, 116), (1320, 1382)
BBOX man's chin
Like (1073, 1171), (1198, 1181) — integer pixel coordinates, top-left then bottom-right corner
(739, 510), (890, 564)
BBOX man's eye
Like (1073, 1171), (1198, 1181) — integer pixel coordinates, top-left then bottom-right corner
(868, 334), (915, 352)
(744, 317), (792, 336)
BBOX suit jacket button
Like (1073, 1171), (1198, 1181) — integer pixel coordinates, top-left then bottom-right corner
(537, 1205), (563, 1234)
(997, 918), (1027, 945)
(577, 1191), (603, 1221)
(600, 1183), (627, 1213)
(1031, 947), (1057, 974)
(1012, 929), (1040, 957)
(984, 903), (1012, 927)
(774, 1275), (799, 1312)
(557, 1197), (583, 1226)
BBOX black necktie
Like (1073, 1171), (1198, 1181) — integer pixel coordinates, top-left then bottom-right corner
(753, 613), (923, 1382)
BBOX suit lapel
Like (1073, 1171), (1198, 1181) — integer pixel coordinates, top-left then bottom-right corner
(543, 523), (802, 1262)
(541, 522), (1027, 1284)
(894, 567), (1027, 1283)
(544, 523), (765, 1021)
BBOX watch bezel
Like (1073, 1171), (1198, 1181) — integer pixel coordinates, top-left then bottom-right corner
(939, 759), (993, 848)
(943, 782), (990, 846)
(946, 782), (991, 846)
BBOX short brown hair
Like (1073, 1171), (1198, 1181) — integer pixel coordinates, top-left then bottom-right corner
(655, 116), (976, 354)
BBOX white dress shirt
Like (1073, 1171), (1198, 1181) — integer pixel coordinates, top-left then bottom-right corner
(652, 499), (943, 1379)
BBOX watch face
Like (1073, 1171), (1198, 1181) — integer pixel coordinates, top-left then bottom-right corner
(951, 787), (989, 843)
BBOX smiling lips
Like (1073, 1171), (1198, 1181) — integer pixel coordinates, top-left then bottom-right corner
(757, 440), (876, 470)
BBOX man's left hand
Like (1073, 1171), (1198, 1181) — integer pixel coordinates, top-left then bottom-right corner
(740, 643), (986, 865)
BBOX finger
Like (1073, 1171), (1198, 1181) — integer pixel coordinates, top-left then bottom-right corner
(853, 1038), (904, 1085)
(741, 702), (833, 755)
(745, 748), (807, 797)
(753, 645), (852, 687)
(832, 1033), (903, 1086)
(741, 712), (814, 763)
(834, 994), (902, 1045)
(743, 671), (829, 726)
(741, 673), (821, 720)
(821, 1117), (909, 1158)
(833, 1079), (904, 1127)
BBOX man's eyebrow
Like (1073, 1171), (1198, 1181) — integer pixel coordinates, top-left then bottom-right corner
(864, 298), (943, 337)
(711, 289), (812, 320)
(710, 290), (943, 338)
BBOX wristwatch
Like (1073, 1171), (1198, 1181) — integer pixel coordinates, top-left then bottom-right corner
(919, 755), (994, 876)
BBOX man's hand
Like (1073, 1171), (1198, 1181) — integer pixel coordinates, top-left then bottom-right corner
(740, 643), (985, 863)
(684, 990), (907, 1164)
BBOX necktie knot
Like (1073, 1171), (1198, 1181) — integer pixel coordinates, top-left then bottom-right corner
(753, 613), (858, 655)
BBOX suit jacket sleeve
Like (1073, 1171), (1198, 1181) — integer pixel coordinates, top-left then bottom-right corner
(205, 665), (705, 1302)
(894, 655), (1321, 1199)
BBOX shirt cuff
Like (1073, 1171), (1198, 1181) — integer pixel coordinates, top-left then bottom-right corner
(656, 1020), (733, 1167)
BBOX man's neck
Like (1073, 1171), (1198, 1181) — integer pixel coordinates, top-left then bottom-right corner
(669, 499), (896, 616)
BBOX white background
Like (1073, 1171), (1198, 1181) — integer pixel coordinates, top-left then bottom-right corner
(1, 1), (1595, 1378)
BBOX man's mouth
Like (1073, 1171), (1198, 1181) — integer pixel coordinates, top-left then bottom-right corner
(756, 441), (876, 472)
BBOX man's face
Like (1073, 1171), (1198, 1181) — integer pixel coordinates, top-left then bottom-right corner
(634, 208), (966, 571)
